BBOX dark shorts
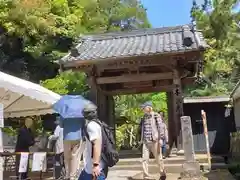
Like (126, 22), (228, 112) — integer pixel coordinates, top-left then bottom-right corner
(78, 169), (105, 180)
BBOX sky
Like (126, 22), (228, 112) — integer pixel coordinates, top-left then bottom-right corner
(141, 0), (240, 28)
(140, 0), (203, 28)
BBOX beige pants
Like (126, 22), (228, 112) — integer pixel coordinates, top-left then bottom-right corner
(64, 140), (83, 179)
(142, 141), (165, 177)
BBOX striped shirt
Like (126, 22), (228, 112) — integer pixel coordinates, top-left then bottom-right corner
(140, 112), (168, 143)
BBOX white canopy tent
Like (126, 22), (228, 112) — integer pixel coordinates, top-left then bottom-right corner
(0, 71), (61, 118)
(0, 71), (61, 179)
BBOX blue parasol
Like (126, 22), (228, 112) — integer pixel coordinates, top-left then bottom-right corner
(53, 95), (94, 118)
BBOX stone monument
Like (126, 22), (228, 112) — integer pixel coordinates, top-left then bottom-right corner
(179, 116), (201, 180)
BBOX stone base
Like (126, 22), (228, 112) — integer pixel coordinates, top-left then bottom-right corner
(176, 149), (184, 156)
(180, 161), (201, 179)
(129, 172), (183, 180)
(129, 172), (158, 180)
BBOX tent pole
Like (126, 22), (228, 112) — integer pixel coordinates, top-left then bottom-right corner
(0, 104), (4, 180)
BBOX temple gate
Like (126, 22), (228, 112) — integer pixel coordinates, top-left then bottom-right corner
(59, 24), (208, 151)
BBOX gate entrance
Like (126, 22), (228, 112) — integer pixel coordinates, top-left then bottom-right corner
(59, 24), (208, 150)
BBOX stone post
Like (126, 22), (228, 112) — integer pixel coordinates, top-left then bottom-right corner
(180, 116), (201, 180)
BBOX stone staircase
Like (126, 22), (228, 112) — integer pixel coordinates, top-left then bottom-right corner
(112, 150), (228, 174)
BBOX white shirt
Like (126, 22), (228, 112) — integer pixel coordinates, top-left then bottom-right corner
(49, 125), (64, 154)
(83, 121), (105, 174)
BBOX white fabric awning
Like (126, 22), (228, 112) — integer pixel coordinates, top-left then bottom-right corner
(0, 71), (61, 118)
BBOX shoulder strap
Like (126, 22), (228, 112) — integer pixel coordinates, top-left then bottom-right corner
(84, 121), (90, 141)
(92, 119), (102, 127)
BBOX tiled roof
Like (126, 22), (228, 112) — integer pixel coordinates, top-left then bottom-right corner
(60, 24), (208, 64)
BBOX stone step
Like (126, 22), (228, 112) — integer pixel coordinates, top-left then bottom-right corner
(110, 162), (229, 174)
(5, 171), (54, 180)
(119, 149), (178, 159)
(117, 155), (225, 166)
(109, 171), (180, 180)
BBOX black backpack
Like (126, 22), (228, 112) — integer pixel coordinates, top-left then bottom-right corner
(85, 119), (119, 167)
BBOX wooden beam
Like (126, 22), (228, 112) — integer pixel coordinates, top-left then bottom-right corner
(104, 85), (174, 95)
(62, 49), (202, 70)
(181, 77), (196, 85)
(96, 72), (173, 84)
(97, 57), (174, 70)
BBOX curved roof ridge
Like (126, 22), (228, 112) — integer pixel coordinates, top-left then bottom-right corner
(79, 24), (193, 41)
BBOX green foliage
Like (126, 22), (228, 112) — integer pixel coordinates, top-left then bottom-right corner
(5, 0), (240, 150)
(0, 0), (149, 81)
(115, 93), (167, 149)
(2, 126), (17, 136)
(41, 71), (89, 95)
(186, 0), (240, 96)
(115, 127), (125, 150)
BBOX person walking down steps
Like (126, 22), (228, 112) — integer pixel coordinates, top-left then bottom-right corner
(138, 102), (167, 180)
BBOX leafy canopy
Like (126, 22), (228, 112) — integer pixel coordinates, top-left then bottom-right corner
(186, 0), (240, 96)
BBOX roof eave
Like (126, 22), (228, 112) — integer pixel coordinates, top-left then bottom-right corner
(184, 96), (230, 104)
(60, 48), (206, 69)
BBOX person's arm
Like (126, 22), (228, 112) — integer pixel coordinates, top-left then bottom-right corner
(87, 122), (102, 165)
(49, 126), (60, 140)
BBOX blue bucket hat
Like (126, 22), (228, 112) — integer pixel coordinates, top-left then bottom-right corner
(140, 101), (153, 109)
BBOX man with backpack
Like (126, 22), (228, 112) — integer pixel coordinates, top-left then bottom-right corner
(79, 103), (119, 180)
(138, 102), (167, 180)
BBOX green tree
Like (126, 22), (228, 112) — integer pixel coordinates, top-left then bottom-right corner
(37, 0), (149, 147)
(41, 71), (89, 95)
(186, 0), (240, 96)
(0, 0), (150, 81)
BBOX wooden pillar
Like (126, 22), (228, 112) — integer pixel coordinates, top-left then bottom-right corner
(87, 74), (115, 137)
(96, 88), (108, 123)
(167, 92), (177, 154)
(173, 69), (184, 151)
(177, 89), (184, 151)
(107, 95), (116, 140)
(107, 95), (115, 129)
(95, 88), (116, 139)
(87, 87), (97, 105)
